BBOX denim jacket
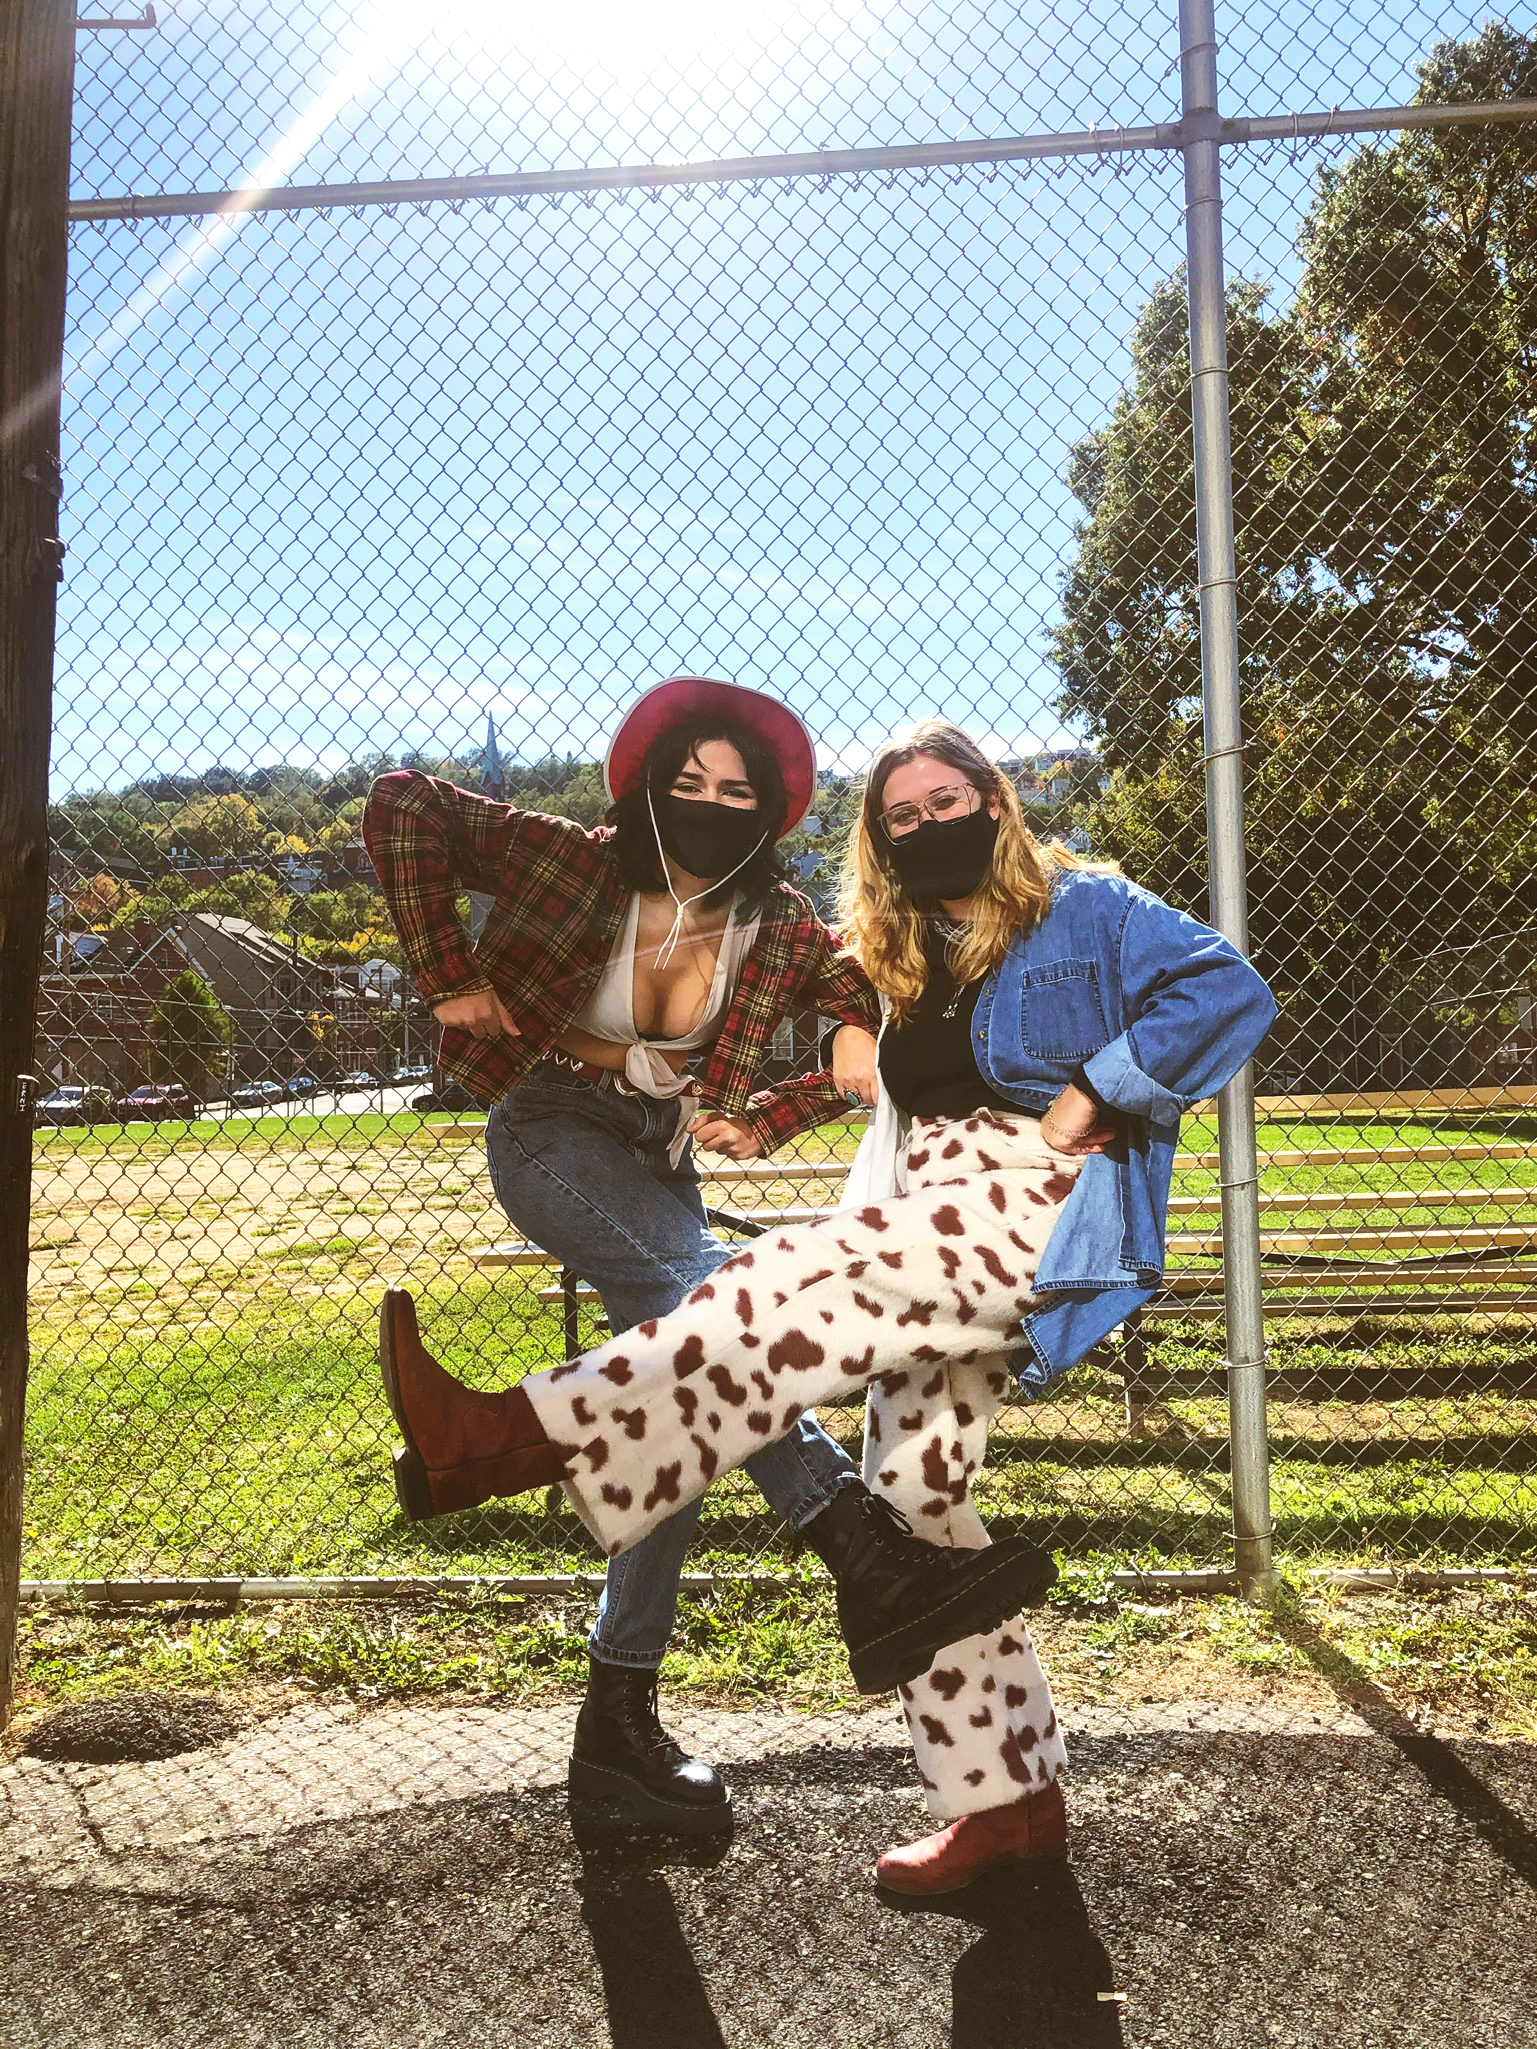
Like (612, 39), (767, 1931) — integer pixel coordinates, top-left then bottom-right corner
(843, 870), (1277, 1392)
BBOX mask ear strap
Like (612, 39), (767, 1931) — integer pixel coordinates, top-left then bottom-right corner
(648, 784), (767, 968)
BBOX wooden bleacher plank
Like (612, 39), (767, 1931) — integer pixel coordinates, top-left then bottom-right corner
(472, 1243), (562, 1268)
(701, 1161), (855, 1183)
(1168, 1225), (1537, 1255)
(1233, 1085), (1537, 1117)
(1174, 1140), (1537, 1171)
(1167, 1187), (1537, 1217)
(456, 1129), (1537, 1174)
(537, 1273), (1537, 1303)
(1159, 1261), (1537, 1291)
(1105, 1361), (1537, 1395)
(1144, 1294), (1537, 1319)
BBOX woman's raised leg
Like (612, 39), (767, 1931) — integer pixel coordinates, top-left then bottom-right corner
(524, 1131), (1079, 1558)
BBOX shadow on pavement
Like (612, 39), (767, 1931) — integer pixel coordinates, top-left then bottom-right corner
(572, 1819), (734, 2049)
(1270, 1601), (1537, 1891)
(7, 1708), (1537, 2047)
(882, 1862), (1125, 2049)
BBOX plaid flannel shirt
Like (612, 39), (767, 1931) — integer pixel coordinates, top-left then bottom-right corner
(362, 770), (880, 1151)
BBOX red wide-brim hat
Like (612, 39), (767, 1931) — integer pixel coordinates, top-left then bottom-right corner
(603, 676), (817, 838)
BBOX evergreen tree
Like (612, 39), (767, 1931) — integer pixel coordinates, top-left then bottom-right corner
(147, 972), (233, 1102)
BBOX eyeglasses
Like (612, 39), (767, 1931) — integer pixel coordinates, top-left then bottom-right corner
(878, 781), (982, 842)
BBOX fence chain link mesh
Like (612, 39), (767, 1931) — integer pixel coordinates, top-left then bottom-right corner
(26, 0), (1537, 1597)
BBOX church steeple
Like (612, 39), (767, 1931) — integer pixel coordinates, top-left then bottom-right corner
(482, 712), (505, 799)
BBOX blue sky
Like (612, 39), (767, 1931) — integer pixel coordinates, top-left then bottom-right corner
(54, 0), (1527, 798)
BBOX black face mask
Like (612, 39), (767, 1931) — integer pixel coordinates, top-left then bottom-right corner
(885, 807), (1000, 900)
(655, 794), (767, 881)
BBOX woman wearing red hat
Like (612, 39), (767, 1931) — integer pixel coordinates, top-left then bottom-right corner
(374, 715), (1275, 1891)
(364, 679), (1053, 1834)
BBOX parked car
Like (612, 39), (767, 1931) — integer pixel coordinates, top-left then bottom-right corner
(336, 1070), (380, 1090)
(388, 1063), (434, 1084)
(113, 1083), (197, 1122)
(410, 1080), (480, 1114)
(230, 1079), (289, 1109)
(287, 1074), (323, 1098)
(34, 1084), (115, 1127)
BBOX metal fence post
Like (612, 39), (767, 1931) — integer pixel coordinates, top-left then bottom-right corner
(0, 0), (76, 1721)
(1178, 0), (1278, 1598)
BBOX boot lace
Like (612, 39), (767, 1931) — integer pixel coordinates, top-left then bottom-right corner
(859, 1491), (915, 1542)
(631, 1676), (686, 1765)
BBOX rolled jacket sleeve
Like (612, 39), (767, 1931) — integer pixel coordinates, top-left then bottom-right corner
(1080, 890), (1277, 1121)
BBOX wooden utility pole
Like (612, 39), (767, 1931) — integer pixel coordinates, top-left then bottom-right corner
(0, 0), (76, 1724)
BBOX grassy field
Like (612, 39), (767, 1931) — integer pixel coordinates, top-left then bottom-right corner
(33, 1106), (474, 1156)
(24, 1106), (1537, 1577)
(17, 1106), (1537, 1729)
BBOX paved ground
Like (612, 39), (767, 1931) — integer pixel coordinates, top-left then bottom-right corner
(4, 1693), (1536, 2049)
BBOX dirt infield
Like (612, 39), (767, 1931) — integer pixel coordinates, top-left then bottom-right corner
(29, 1129), (504, 1309)
(27, 1129), (841, 1310)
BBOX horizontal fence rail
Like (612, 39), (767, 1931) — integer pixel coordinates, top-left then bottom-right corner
(65, 96), (1537, 223)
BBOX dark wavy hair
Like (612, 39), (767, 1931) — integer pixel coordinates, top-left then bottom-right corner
(608, 715), (791, 909)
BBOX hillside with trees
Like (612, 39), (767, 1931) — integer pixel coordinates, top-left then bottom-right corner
(51, 746), (1097, 964)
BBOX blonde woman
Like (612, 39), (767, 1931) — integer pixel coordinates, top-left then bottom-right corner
(379, 720), (1275, 1891)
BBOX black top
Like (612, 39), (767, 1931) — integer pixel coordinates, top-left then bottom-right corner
(878, 932), (1020, 1121)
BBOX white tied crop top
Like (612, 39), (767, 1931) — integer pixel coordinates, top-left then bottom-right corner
(570, 891), (763, 1107)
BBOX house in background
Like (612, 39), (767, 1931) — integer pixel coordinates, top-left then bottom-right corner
(35, 924), (188, 1089)
(169, 913), (335, 1084)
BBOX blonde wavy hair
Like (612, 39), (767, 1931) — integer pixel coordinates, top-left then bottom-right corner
(837, 720), (1112, 1022)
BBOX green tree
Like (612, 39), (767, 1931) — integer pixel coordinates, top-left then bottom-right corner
(156, 793), (274, 862)
(1051, 24), (1537, 1083)
(147, 971), (232, 1101)
(106, 868), (293, 941)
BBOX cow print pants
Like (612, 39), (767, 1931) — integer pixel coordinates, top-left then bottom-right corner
(520, 1108), (1082, 1820)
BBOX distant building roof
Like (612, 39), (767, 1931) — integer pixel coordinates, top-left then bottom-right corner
(175, 912), (300, 972)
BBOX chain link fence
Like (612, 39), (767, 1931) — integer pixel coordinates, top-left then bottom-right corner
(23, 0), (1537, 1596)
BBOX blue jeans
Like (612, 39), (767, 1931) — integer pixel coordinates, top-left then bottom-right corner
(485, 1068), (858, 1669)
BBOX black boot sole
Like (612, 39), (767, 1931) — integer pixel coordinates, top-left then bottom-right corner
(392, 1445), (433, 1522)
(848, 1543), (1059, 1695)
(568, 1754), (734, 1835)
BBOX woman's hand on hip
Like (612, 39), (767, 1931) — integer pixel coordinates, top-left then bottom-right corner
(688, 1113), (763, 1161)
(432, 989), (522, 1040)
(832, 1024), (880, 1107)
(1040, 1081), (1119, 1155)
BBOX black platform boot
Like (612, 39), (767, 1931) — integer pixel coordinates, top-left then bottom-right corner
(801, 1481), (1057, 1696)
(569, 1658), (732, 1835)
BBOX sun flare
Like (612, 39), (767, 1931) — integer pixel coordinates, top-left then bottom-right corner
(435, 0), (855, 76)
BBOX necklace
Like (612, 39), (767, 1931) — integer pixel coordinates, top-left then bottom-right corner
(932, 913), (970, 1018)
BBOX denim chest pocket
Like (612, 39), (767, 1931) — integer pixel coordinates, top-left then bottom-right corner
(1018, 957), (1110, 1061)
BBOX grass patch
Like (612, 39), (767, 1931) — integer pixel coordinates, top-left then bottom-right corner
(33, 1109), (489, 1160)
(13, 1578), (1535, 1742)
(22, 1269), (1537, 1580)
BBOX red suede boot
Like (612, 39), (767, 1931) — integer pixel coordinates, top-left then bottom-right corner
(875, 1780), (1068, 1895)
(379, 1288), (567, 1518)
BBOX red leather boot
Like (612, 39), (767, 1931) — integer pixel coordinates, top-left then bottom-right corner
(379, 1289), (567, 1518)
(875, 1780), (1068, 1895)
